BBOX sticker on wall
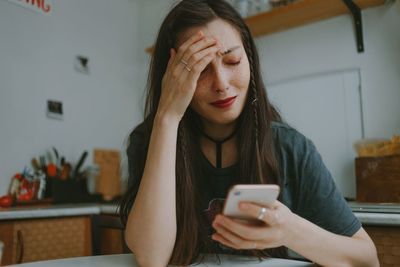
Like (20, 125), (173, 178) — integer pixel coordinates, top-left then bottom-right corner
(6, 0), (53, 15)
(47, 100), (63, 120)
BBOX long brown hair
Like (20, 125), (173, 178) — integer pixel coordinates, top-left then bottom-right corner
(119, 0), (285, 264)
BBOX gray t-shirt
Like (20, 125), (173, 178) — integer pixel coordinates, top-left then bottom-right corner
(126, 121), (361, 252)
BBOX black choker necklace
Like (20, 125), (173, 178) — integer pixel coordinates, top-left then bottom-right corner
(201, 130), (237, 168)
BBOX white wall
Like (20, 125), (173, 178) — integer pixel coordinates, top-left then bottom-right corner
(133, 0), (178, 112)
(0, 0), (141, 195)
(133, 1), (400, 198)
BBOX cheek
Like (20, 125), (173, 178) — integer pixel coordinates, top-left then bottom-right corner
(196, 74), (213, 91)
(239, 60), (251, 88)
(191, 82), (209, 110)
(191, 75), (212, 102)
(236, 70), (250, 88)
(231, 67), (250, 93)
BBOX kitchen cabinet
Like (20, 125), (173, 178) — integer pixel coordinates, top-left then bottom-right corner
(2, 204), (399, 266)
(146, 0), (385, 54)
(91, 214), (129, 255)
(0, 216), (91, 265)
(365, 226), (400, 267)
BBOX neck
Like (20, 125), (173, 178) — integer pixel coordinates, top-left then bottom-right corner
(200, 119), (238, 168)
(201, 120), (237, 141)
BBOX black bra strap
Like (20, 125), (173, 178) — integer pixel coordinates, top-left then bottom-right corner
(201, 130), (237, 168)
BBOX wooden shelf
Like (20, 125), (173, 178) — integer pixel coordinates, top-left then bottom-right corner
(145, 0), (385, 53)
(245, 0), (385, 37)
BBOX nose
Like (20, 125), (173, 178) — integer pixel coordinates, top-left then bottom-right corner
(212, 63), (229, 94)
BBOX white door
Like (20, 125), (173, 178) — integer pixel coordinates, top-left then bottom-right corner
(267, 70), (363, 199)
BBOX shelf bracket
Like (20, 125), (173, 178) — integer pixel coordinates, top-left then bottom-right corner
(342, 0), (364, 53)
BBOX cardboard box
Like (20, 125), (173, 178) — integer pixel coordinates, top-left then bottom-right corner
(355, 155), (400, 203)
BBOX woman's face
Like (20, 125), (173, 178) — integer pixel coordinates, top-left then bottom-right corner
(177, 19), (250, 126)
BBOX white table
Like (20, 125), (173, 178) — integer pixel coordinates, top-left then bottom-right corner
(10, 254), (316, 267)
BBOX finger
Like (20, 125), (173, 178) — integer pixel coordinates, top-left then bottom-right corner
(168, 44), (217, 98)
(213, 215), (267, 241)
(185, 44), (220, 70)
(167, 48), (176, 69)
(175, 31), (204, 61)
(163, 48), (182, 87)
(239, 202), (281, 225)
(164, 49), (176, 80)
(173, 38), (218, 78)
(180, 36), (218, 63)
(212, 221), (246, 247)
(187, 50), (217, 81)
(169, 32), (204, 74)
(212, 226), (259, 250)
(212, 233), (238, 250)
(166, 43), (218, 96)
(214, 216), (281, 249)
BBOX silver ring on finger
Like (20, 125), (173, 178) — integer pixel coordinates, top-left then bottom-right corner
(184, 65), (191, 72)
(257, 207), (267, 220)
(180, 59), (188, 66)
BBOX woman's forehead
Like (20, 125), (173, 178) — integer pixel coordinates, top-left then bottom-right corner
(176, 19), (243, 48)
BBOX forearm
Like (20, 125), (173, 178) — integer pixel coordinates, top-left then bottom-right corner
(286, 214), (379, 267)
(125, 114), (179, 267)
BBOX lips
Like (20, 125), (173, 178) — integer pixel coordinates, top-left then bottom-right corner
(210, 96), (237, 108)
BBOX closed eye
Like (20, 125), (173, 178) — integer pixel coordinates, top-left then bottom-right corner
(227, 61), (241, 66)
(200, 60), (240, 75)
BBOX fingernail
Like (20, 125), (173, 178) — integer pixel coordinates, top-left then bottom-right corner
(198, 31), (203, 37)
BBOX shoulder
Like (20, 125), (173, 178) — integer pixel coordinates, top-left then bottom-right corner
(271, 121), (302, 140)
(270, 121), (321, 189)
(271, 121), (314, 155)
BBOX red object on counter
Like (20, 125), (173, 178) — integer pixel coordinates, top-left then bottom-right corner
(0, 195), (14, 208)
(17, 178), (37, 202)
(47, 163), (58, 177)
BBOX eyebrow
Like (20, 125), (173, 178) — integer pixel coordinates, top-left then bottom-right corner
(220, 45), (241, 56)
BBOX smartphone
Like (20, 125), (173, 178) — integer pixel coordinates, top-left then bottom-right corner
(222, 184), (280, 221)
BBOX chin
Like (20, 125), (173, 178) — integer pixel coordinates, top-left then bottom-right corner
(202, 110), (241, 125)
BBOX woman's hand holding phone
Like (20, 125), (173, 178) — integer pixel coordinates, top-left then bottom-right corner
(212, 185), (297, 250)
(156, 31), (221, 123)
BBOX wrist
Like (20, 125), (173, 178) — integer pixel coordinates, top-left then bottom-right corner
(283, 212), (304, 248)
(154, 112), (180, 129)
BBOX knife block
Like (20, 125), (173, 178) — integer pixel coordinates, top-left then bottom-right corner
(355, 155), (400, 203)
(45, 177), (89, 203)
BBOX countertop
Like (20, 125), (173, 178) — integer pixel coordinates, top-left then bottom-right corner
(348, 202), (400, 226)
(10, 253), (316, 267)
(0, 203), (118, 220)
(1, 202), (400, 226)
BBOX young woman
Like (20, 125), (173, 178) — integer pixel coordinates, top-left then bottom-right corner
(119, 0), (379, 266)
